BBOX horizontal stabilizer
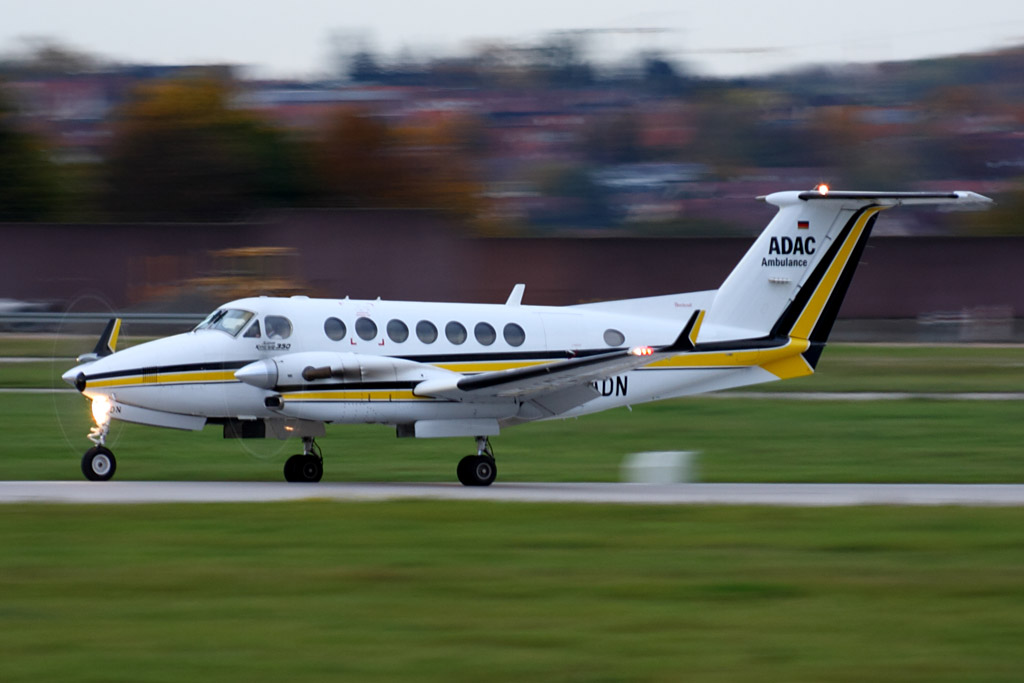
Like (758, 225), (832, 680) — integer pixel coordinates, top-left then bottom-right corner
(791, 190), (992, 206)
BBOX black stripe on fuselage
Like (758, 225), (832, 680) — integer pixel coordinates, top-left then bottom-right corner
(84, 360), (255, 382)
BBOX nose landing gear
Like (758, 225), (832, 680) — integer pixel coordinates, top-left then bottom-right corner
(82, 445), (116, 481)
(457, 436), (497, 487)
(81, 396), (116, 481)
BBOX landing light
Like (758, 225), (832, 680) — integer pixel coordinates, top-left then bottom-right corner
(630, 346), (654, 357)
(91, 395), (112, 427)
(816, 183), (830, 196)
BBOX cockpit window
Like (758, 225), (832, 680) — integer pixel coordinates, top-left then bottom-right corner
(194, 309), (255, 337)
(265, 316), (293, 340)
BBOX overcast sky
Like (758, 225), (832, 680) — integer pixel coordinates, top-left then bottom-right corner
(4, 0), (1024, 78)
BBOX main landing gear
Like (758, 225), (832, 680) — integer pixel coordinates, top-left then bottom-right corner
(457, 436), (497, 487)
(284, 437), (323, 483)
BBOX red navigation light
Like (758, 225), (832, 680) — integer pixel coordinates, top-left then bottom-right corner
(816, 183), (830, 196)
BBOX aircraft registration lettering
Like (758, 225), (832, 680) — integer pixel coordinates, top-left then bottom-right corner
(592, 375), (628, 397)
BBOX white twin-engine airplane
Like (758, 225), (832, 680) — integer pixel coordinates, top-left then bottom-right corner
(63, 187), (990, 485)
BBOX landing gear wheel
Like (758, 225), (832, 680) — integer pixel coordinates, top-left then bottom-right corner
(284, 454), (322, 483)
(283, 454), (303, 482)
(82, 446), (116, 481)
(298, 454), (323, 483)
(457, 455), (496, 487)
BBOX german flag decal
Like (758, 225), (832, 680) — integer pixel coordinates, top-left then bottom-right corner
(797, 220), (809, 229)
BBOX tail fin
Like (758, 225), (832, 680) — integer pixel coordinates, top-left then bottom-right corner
(698, 189), (991, 360)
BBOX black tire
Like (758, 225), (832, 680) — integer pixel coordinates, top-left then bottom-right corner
(471, 456), (496, 486)
(457, 455), (496, 487)
(456, 455), (475, 486)
(283, 454), (304, 482)
(297, 454), (323, 483)
(82, 446), (116, 481)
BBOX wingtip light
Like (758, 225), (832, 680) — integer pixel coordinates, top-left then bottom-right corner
(816, 183), (830, 196)
(629, 346), (655, 357)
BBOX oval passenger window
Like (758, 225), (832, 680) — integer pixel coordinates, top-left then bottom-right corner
(604, 329), (625, 347)
(445, 321), (467, 345)
(503, 323), (526, 347)
(387, 319), (409, 343)
(324, 317), (347, 341)
(416, 320), (438, 344)
(356, 317), (378, 341)
(474, 322), (496, 346)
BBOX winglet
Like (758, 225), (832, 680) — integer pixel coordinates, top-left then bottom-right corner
(664, 310), (704, 353)
(77, 318), (121, 362)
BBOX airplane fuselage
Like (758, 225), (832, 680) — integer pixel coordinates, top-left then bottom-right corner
(70, 292), (794, 434)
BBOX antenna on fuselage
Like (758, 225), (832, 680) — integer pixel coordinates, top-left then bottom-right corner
(505, 284), (526, 306)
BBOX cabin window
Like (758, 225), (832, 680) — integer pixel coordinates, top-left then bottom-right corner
(387, 319), (409, 343)
(604, 329), (625, 347)
(195, 308), (254, 337)
(416, 320), (438, 344)
(503, 323), (526, 347)
(324, 317), (347, 341)
(474, 322), (496, 346)
(243, 320), (261, 338)
(445, 321), (467, 345)
(265, 316), (293, 340)
(355, 317), (378, 341)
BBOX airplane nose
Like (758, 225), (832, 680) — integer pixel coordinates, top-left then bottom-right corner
(235, 359), (278, 389)
(62, 367), (87, 392)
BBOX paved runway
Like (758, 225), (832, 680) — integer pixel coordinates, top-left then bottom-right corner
(1, 481), (1023, 506)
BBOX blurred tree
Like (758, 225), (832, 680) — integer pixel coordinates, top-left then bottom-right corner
(317, 108), (482, 218)
(105, 78), (309, 221)
(317, 108), (403, 206)
(394, 115), (485, 218)
(0, 37), (101, 75)
(348, 50), (383, 82)
(0, 87), (62, 221)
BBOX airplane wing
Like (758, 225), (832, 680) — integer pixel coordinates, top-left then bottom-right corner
(413, 310), (703, 407)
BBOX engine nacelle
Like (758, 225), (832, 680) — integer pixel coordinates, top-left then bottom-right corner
(234, 351), (448, 390)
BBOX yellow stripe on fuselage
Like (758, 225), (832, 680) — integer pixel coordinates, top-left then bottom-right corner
(281, 390), (429, 401)
(86, 370), (237, 389)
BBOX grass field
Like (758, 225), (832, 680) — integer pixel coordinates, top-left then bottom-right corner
(1, 502), (1022, 683)
(1, 392), (1022, 483)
